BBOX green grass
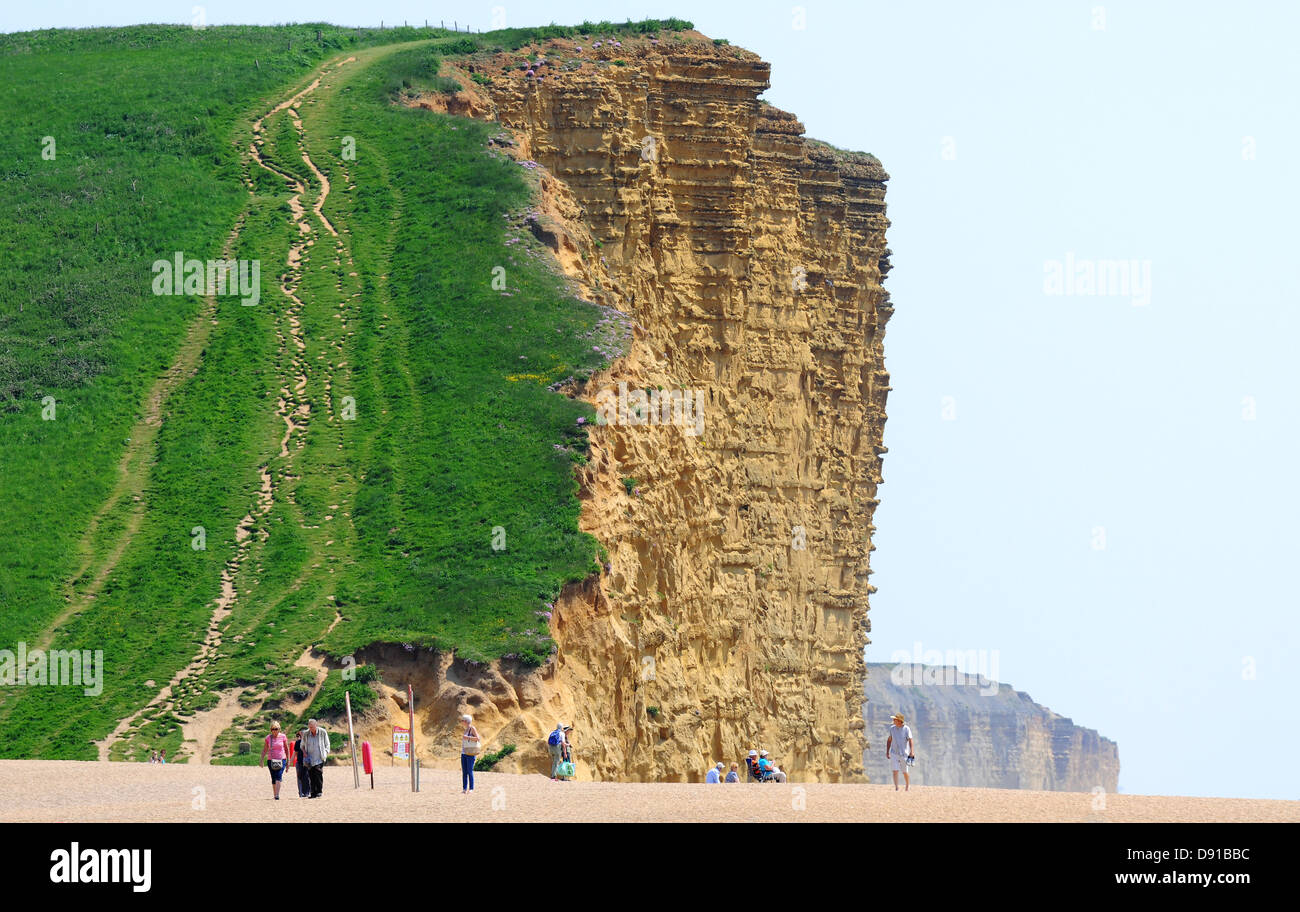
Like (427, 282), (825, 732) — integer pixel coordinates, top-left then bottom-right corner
(474, 743), (516, 772)
(296, 41), (639, 666)
(0, 18), (693, 759)
(0, 24), (459, 754)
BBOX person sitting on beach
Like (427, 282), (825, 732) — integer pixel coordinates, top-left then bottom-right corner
(159, 750), (167, 765)
(758, 750), (787, 783)
(746, 750), (764, 781)
(725, 762), (740, 783)
(149, 750), (158, 764)
(705, 761), (724, 783)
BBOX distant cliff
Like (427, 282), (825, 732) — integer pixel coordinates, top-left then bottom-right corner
(863, 664), (1119, 792)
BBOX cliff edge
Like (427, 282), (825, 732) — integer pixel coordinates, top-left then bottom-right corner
(361, 30), (891, 781)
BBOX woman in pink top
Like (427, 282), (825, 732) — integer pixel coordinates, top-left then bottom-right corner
(259, 720), (291, 800)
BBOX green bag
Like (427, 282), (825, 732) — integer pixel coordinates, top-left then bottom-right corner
(557, 760), (575, 779)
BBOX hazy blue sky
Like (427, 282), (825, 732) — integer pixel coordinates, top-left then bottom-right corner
(7, 2), (1297, 800)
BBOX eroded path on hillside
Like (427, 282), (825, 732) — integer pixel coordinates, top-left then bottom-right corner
(26, 218), (247, 659)
(98, 53), (369, 762)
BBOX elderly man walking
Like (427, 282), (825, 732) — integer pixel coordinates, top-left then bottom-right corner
(301, 718), (330, 798)
(547, 723), (567, 780)
(885, 712), (914, 791)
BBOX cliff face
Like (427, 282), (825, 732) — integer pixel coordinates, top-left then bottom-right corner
(863, 664), (1120, 792)
(368, 34), (891, 781)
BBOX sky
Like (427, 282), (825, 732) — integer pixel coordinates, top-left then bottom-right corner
(6, 1), (1298, 800)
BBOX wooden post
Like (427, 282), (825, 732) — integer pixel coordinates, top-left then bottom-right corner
(408, 683), (416, 792)
(345, 690), (360, 789)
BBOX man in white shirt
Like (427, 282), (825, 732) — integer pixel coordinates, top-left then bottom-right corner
(302, 718), (330, 798)
(705, 761), (724, 783)
(885, 712), (914, 791)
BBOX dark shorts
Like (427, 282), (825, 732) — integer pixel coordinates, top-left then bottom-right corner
(268, 760), (286, 782)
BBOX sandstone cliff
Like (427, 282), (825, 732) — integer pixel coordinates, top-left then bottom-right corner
(863, 664), (1120, 792)
(357, 32), (891, 782)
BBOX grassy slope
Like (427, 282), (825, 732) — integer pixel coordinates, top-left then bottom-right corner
(0, 19), (688, 759)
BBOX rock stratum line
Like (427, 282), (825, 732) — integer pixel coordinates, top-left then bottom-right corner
(370, 36), (891, 782)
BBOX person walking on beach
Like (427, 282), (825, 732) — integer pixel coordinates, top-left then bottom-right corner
(547, 723), (566, 780)
(260, 721), (290, 800)
(561, 725), (574, 764)
(301, 718), (330, 798)
(886, 712), (914, 791)
(705, 761), (724, 783)
(293, 729), (311, 798)
(460, 714), (481, 794)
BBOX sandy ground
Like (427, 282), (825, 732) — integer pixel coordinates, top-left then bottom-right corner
(1, 760), (1295, 822)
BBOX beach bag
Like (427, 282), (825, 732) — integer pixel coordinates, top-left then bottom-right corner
(557, 759), (575, 779)
(461, 735), (481, 757)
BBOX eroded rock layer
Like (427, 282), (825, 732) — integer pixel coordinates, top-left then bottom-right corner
(370, 35), (892, 782)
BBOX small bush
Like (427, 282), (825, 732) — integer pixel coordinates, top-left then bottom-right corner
(474, 743), (517, 771)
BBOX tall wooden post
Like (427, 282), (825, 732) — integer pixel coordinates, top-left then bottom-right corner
(345, 690), (360, 789)
(408, 683), (416, 792)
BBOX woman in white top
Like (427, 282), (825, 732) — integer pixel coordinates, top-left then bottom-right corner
(460, 714), (481, 794)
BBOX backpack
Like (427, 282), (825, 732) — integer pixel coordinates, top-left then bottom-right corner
(547, 729), (562, 747)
